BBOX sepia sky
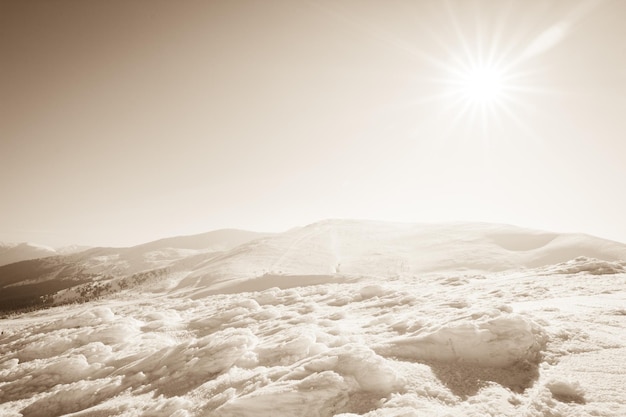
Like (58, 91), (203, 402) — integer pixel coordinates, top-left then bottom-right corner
(1, 0), (625, 247)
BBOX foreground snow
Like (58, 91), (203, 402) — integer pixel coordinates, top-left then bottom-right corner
(1, 261), (625, 416)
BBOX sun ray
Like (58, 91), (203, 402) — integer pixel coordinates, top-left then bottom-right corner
(309, 1), (455, 73)
(444, 0), (476, 69)
(486, 0), (515, 67)
(312, 0), (573, 157)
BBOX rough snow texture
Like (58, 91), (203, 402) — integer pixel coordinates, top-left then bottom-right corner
(2, 269), (625, 416)
(540, 256), (626, 275)
(1, 221), (625, 417)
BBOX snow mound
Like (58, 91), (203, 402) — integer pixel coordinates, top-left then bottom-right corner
(488, 231), (557, 251)
(544, 377), (586, 404)
(377, 312), (547, 368)
(215, 344), (404, 417)
(543, 256), (625, 275)
(43, 306), (117, 330)
(214, 370), (350, 417)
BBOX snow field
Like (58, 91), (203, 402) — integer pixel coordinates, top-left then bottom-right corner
(1, 261), (625, 416)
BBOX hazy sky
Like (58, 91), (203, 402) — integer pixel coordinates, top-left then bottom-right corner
(2, 0), (625, 247)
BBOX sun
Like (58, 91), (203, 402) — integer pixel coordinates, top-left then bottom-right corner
(359, 0), (556, 143)
(460, 64), (505, 105)
(447, 60), (511, 111)
(438, 54), (523, 136)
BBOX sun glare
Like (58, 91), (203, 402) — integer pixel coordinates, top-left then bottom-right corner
(461, 65), (505, 105)
(340, 0), (561, 143)
(433, 40), (535, 139)
(438, 58), (517, 136)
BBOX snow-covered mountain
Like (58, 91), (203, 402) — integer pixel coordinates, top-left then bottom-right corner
(0, 242), (57, 267)
(127, 229), (270, 253)
(1, 220), (625, 417)
(174, 220), (626, 295)
(55, 245), (92, 255)
(4, 220), (625, 312)
(0, 229), (272, 312)
(3, 220), (626, 311)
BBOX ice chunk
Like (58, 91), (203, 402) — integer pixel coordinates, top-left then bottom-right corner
(359, 285), (389, 299)
(256, 326), (327, 365)
(545, 256), (625, 275)
(378, 313), (546, 367)
(214, 371), (351, 417)
(545, 377), (586, 403)
(278, 344), (404, 395)
(43, 307), (117, 331)
(19, 377), (124, 417)
(216, 344), (403, 417)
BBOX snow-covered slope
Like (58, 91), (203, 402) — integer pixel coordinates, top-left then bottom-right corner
(4, 220), (625, 311)
(127, 229), (271, 253)
(0, 230), (271, 312)
(55, 245), (92, 255)
(1, 220), (625, 417)
(1, 256), (624, 416)
(176, 220), (626, 295)
(0, 242), (57, 267)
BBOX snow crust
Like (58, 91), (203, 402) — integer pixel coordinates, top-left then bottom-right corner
(2, 268), (625, 416)
(1, 221), (625, 416)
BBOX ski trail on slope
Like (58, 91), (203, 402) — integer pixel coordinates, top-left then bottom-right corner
(329, 226), (341, 273)
(270, 226), (324, 273)
(269, 223), (342, 275)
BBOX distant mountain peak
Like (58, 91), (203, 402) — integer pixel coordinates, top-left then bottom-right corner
(0, 241), (57, 267)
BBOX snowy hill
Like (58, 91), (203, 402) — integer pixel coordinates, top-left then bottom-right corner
(0, 229), (272, 312)
(175, 220), (626, 295)
(127, 229), (271, 253)
(2, 220), (625, 311)
(0, 242), (57, 267)
(55, 245), (92, 255)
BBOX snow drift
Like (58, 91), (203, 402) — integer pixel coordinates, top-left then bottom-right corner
(377, 312), (546, 368)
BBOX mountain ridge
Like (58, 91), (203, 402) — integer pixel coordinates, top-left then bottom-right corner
(0, 242), (58, 267)
(177, 220), (626, 296)
(0, 229), (273, 312)
(1, 220), (625, 313)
